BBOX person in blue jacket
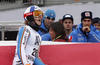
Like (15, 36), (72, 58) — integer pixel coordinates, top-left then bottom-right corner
(62, 14), (75, 38)
(92, 17), (100, 36)
(38, 9), (56, 41)
(69, 11), (100, 42)
(92, 17), (100, 31)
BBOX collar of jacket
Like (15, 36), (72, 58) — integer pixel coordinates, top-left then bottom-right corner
(28, 22), (40, 32)
(40, 20), (49, 32)
(77, 23), (97, 32)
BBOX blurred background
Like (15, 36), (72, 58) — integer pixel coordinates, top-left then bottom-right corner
(0, 0), (100, 40)
(0, 0), (100, 24)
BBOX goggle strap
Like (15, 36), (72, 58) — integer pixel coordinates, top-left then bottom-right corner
(24, 12), (33, 18)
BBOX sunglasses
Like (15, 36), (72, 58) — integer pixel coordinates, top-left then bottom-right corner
(44, 15), (55, 20)
(33, 10), (44, 17)
(47, 17), (55, 20)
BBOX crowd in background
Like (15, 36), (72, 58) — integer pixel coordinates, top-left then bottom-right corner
(38, 8), (100, 42)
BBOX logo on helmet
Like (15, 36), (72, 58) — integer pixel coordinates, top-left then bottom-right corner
(26, 12), (33, 16)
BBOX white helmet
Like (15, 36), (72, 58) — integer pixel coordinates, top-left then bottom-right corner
(23, 5), (42, 21)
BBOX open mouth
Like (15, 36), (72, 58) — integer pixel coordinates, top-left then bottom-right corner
(35, 19), (41, 22)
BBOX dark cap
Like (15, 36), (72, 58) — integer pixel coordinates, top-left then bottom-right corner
(92, 17), (100, 24)
(62, 14), (74, 23)
(81, 11), (92, 22)
(98, 20), (100, 24)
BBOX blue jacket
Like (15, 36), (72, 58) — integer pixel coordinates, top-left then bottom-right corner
(38, 20), (51, 41)
(38, 20), (48, 36)
(42, 33), (52, 41)
(69, 23), (100, 42)
(95, 29), (100, 36)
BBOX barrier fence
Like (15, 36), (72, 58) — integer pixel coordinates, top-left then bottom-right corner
(0, 41), (100, 65)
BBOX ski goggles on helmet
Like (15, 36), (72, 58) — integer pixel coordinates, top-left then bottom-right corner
(44, 15), (55, 20)
(33, 10), (43, 17)
(24, 10), (43, 19)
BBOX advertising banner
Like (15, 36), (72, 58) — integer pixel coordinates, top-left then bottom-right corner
(39, 43), (100, 65)
(0, 41), (100, 65)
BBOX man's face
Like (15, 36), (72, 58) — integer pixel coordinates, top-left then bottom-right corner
(98, 24), (100, 31)
(93, 23), (100, 31)
(44, 17), (55, 28)
(63, 19), (73, 30)
(82, 18), (92, 28)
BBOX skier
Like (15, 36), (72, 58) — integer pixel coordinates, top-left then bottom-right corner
(13, 5), (45, 65)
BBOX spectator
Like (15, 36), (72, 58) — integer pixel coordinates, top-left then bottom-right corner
(13, 5), (45, 65)
(62, 14), (74, 37)
(49, 22), (71, 42)
(38, 9), (56, 41)
(97, 20), (100, 31)
(92, 17), (100, 31)
(69, 11), (100, 42)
